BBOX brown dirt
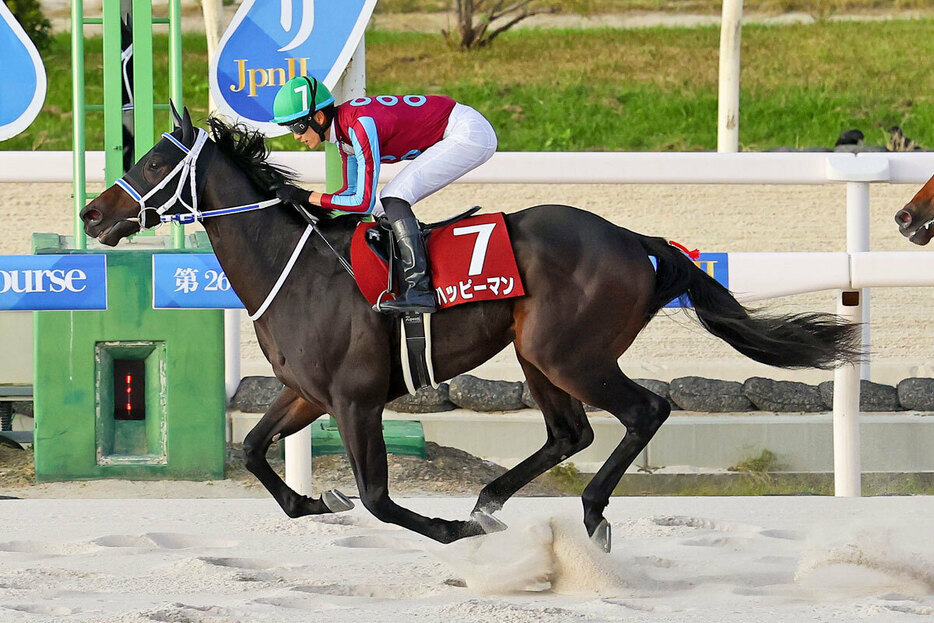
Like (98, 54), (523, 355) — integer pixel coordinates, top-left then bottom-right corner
(0, 441), (35, 489)
(227, 441), (566, 497)
(0, 440), (566, 498)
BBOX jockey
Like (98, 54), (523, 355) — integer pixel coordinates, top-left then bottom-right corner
(270, 75), (497, 315)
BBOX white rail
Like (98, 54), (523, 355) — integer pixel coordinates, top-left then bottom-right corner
(4, 150), (933, 496)
(4, 151), (934, 185)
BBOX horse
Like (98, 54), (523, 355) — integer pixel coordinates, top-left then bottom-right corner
(80, 107), (861, 552)
(895, 169), (934, 244)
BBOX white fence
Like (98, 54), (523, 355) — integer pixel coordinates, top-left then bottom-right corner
(3, 150), (934, 496)
(4, 150), (933, 185)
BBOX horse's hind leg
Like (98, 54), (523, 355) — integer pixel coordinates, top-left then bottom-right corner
(472, 350), (594, 521)
(243, 387), (342, 518)
(565, 366), (671, 551)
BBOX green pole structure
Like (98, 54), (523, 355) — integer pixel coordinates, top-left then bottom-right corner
(131, 0), (154, 157)
(102, 0), (124, 187)
(168, 0), (184, 248)
(36, 0), (227, 482)
(71, 0), (87, 248)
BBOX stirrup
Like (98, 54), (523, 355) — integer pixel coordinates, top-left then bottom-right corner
(376, 292), (437, 315)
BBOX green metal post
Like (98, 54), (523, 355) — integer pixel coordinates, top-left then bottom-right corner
(128, 0), (155, 238)
(71, 0), (87, 248)
(102, 0), (124, 186)
(131, 0), (154, 157)
(168, 0), (184, 248)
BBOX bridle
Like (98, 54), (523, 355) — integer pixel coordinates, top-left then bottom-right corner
(113, 126), (353, 321)
(114, 128), (281, 227)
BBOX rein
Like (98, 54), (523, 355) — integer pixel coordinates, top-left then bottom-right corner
(115, 129), (282, 226)
(114, 127), (355, 320)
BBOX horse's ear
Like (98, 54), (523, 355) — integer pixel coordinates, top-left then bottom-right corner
(181, 106), (194, 145)
(170, 100), (182, 129)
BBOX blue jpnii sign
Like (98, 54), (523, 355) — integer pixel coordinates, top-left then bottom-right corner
(153, 255), (245, 309)
(0, 255), (107, 310)
(209, 0), (377, 137)
(650, 252), (729, 308)
(0, 2), (47, 140)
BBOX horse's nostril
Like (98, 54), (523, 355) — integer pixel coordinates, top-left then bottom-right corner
(895, 210), (912, 228)
(82, 208), (102, 223)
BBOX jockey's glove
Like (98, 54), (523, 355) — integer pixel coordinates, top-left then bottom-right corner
(274, 183), (312, 208)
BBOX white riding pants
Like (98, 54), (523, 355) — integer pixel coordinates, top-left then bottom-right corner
(375, 103), (497, 216)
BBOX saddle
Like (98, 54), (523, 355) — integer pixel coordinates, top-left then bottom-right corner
(349, 206), (525, 395)
(350, 207), (524, 310)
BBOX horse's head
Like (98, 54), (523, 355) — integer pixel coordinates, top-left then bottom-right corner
(81, 104), (206, 246)
(894, 172), (934, 245)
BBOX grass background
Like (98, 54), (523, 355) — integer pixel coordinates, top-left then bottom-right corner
(9, 17), (934, 153)
(374, 0), (934, 14)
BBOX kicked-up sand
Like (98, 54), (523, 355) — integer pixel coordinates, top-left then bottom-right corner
(0, 495), (932, 622)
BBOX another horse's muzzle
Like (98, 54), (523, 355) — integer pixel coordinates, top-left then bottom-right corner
(894, 204), (934, 245)
(895, 207), (913, 231)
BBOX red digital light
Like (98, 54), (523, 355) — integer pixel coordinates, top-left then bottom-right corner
(114, 360), (145, 421)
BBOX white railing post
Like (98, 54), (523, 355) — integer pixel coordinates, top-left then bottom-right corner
(285, 38), (367, 498)
(846, 181), (871, 380)
(285, 426), (314, 496)
(831, 179), (871, 497)
(833, 290), (862, 497)
(717, 0), (743, 153)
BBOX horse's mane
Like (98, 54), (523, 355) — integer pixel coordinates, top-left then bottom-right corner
(206, 116), (296, 191)
(204, 116), (356, 228)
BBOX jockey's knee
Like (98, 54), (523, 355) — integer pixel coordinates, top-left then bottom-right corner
(381, 197), (413, 222)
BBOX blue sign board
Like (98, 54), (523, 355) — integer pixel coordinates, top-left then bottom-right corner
(209, 0), (377, 136)
(0, 256), (107, 311)
(153, 255), (245, 309)
(0, 2), (47, 141)
(650, 252), (729, 308)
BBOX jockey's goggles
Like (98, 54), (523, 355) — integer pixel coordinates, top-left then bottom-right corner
(284, 118), (311, 135)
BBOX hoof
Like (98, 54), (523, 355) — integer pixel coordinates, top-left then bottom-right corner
(322, 489), (354, 513)
(470, 509), (508, 534)
(591, 519), (611, 553)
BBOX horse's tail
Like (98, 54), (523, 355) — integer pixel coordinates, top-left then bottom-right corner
(637, 235), (862, 370)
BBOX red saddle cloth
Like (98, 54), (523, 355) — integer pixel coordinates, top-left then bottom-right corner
(350, 212), (525, 309)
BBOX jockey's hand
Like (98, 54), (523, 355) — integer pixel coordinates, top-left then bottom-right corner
(274, 184), (311, 207)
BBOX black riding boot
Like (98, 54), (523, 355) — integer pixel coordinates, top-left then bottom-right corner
(378, 201), (437, 314)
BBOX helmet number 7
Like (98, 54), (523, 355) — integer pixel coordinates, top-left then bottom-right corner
(294, 82), (309, 112)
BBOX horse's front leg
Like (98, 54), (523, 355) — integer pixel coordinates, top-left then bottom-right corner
(335, 404), (487, 544)
(243, 387), (348, 518)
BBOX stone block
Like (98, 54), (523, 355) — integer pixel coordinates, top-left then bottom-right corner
(669, 376), (754, 412)
(230, 376), (284, 413)
(449, 374), (524, 412)
(386, 383), (455, 413)
(743, 377), (824, 412)
(897, 377), (934, 411)
(818, 380), (901, 412)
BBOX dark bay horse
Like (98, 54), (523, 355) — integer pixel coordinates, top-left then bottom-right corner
(81, 108), (860, 551)
(895, 170), (934, 244)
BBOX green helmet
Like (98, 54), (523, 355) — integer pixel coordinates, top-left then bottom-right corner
(271, 76), (335, 124)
